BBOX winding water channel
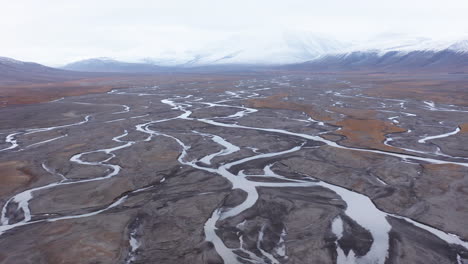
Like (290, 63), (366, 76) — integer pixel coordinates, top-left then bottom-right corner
(0, 83), (467, 263)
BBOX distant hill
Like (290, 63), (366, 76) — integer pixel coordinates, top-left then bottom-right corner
(0, 57), (102, 85)
(62, 58), (172, 73)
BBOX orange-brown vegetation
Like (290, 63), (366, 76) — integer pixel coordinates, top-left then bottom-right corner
(363, 78), (468, 106)
(247, 94), (407, 152)
(333, 118), (406, 152)
(330, 106), (376, 120)
(0, 78), (117, 107)
(38, 219), (128, 263)
(151, 151), (180, 161)
(0, 161), (33, 197)
(0, 74), (252, 108)
(459, 123), (468, 133)
(329, 106), (407, 151)
(247, 93), (333, 121)
(423, 163), (466, 178)
(63, 144), (87, 151)
(420, 164), (467, 194)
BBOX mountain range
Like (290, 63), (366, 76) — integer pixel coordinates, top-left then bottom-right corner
(2, 31), (468, 77)
(60, 31), (468, 72)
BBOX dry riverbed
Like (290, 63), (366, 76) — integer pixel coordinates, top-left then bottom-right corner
(0, 73), (467, 264)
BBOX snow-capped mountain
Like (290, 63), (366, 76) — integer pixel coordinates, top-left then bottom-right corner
(175, 30), (349, 65)
(283, 34), (468, 72)
(448, 40), (468, 52)
(345, 33), (468, 54)
(60, 30), (351, 71)
(59, 31), (468, 72)
(4, 31), (467, 79)
(139, 32), (468, 66)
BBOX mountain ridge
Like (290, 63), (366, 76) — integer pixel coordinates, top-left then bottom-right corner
(0, 56), (109, 85)
(2, 32), (468, 77)
(58, 32), (468, 72)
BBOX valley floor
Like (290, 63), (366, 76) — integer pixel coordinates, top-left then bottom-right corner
(0, 72), (467, 264)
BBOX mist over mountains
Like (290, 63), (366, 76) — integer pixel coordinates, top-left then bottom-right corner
(2, 31), (468, 75)
(58, 31), (468, 72)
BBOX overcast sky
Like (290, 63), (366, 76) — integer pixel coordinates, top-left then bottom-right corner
(2, 0), (468, 65)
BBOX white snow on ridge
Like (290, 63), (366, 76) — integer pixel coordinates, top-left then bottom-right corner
(448, 40), (468, 52)
(60, 31), (468, 67)
(143, 30), (350, 66)
(141, 32), (468, 66)
(344, 33), (468, 54)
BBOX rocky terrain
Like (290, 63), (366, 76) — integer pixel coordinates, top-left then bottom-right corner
(0, 73), (467, 264)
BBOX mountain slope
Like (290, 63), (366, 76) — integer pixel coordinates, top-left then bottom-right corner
(286, 49), (468, 72)
(0, 57), (101, 85)
(57, 33), (468, 73)
(141, 32), (468, 67)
